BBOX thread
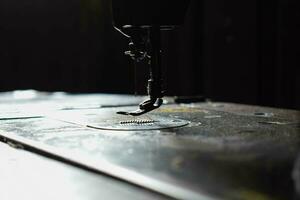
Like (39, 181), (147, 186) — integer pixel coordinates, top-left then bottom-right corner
(120, 119), (155, 125)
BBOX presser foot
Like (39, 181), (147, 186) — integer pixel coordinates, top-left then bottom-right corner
(117, 98), (163, 116)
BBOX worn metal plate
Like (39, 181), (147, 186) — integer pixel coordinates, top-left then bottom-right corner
(0, 94), (299, 200)
(87, 115), (189, 131)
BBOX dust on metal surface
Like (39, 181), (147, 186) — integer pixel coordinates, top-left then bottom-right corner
(0, 93), (299, 200)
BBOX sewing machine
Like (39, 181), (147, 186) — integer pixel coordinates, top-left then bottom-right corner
(0, 1), (299, 200)
(112, 0), (191, 116)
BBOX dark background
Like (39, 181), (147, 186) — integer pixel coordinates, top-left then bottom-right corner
(0, 0), (299, 109)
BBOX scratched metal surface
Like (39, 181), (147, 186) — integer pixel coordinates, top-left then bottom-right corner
(0, 93), (299, 199)
(0, 91), (169, 119)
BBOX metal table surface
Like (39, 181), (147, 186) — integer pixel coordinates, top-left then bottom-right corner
(0, 142), (169, 200)
(0, 91), (299, 200)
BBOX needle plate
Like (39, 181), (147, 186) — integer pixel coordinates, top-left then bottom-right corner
(87, 116), (190, 131)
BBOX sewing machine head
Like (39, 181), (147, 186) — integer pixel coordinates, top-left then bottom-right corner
(112, 0), (191, 116)
(112, 1), (191, 28)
